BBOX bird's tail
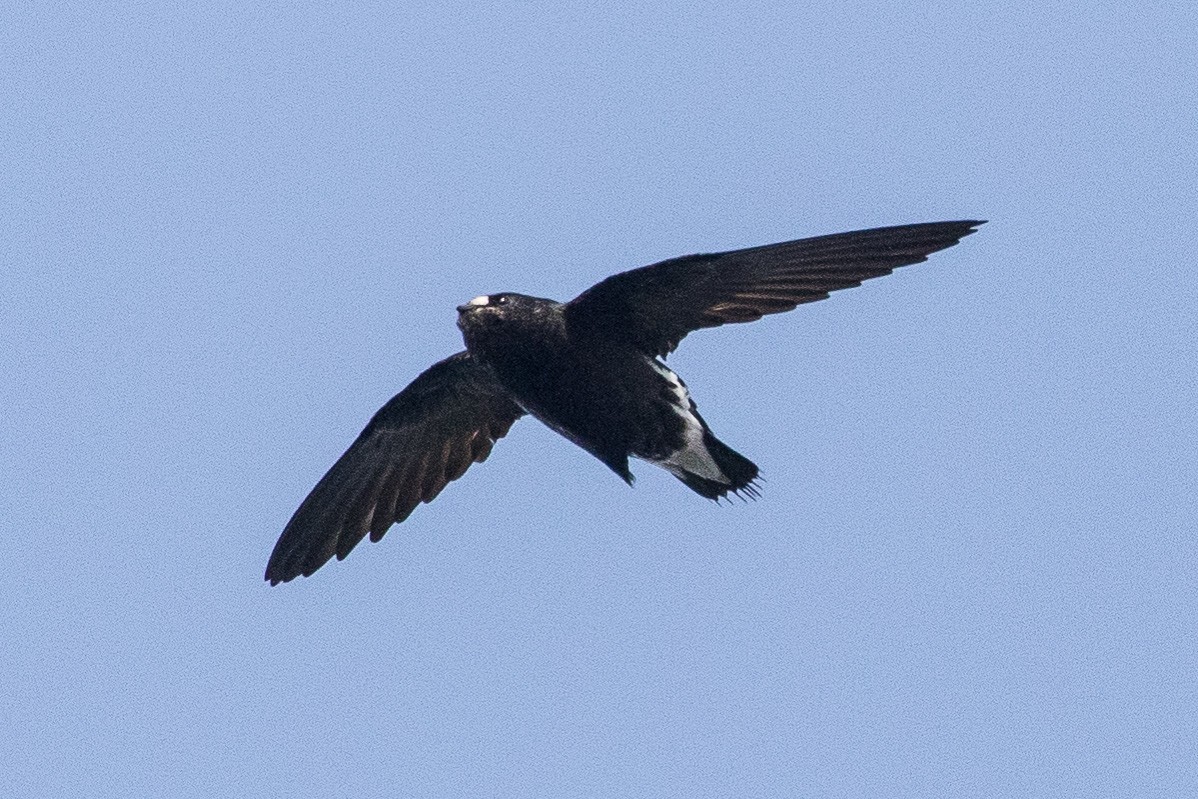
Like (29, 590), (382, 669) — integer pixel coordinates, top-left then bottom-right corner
(672, 430), (761, 501)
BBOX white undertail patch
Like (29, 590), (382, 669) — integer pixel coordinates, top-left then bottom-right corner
(644, 359), (728, 484)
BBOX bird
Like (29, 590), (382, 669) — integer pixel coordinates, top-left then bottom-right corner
(266, 219), (984, 584)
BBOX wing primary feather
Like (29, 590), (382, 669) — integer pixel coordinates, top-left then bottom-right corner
(565, 220), (983, 357)
(265, 352), (523, 584)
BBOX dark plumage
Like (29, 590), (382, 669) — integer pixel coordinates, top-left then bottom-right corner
(266, 220), (984, 584)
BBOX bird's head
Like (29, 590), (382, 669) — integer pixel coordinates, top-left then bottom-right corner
(456, 292), (563, 348)
(457, 292), (556, 326)
(456, 293), (516, 331)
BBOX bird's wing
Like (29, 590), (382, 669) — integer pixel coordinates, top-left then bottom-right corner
(265, 351), (524, 584)
(565, 220), (985, 358)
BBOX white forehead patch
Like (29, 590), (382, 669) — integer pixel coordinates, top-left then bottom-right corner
(467, 295), (491, 307)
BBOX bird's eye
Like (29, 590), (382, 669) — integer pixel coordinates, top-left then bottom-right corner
(494, 295), (510, 305)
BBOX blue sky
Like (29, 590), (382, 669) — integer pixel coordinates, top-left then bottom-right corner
(3, 2), (1195, 796)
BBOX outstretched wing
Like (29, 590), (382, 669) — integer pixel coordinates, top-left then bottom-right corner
(266, 351), (524, 584)
(566, 220), (984, 358)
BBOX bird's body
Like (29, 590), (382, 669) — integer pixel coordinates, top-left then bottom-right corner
(267, 220), (984, 584)
(456, 292), (754, 496)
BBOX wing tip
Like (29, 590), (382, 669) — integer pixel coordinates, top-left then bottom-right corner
(263, 549), (315, 585)
(264, 562), (295, 586)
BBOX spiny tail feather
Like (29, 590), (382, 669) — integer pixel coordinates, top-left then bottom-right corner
(673, 431), (761, 501)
